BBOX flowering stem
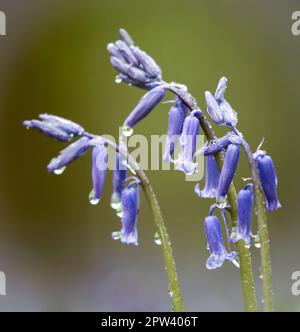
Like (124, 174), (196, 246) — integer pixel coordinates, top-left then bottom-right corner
(168, 86), (257, 312)
(84, 132), (184, 312)
(233, 129), (273, 311)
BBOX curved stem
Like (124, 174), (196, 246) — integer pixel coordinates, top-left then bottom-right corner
(233, 129), (273, 311)
(136, 169), (185, 311)
(168, 86), (257, 312)
(85, 132), (185, 312)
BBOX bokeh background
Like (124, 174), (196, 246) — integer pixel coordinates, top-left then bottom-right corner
(0, 0), (299, 311)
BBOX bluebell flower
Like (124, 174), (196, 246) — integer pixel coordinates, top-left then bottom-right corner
(111, 152), (127, 210)
(218, 144), (240, 199)
(107, 43), (126, 61)
(90, 144), (108, 205)
(254, 150), (281, 211)
(214, 76), (227, 102)
(124, 86), (166, 130)
(204, 215), (237, 270)
(119, 185), (139, 246)
(163, 97), (188, 161)
(231, 184), (254, 245)
(202, 132), (242, 156)
(131, 46), (162, 80)
(115, 40), (139, 66)
(205, 77), (238, 127)
(110, 56), (149, 84)
(119, 28), (134, 46)
(23, 119), (72, 142)
(175, 112), (200, 174)
(205, 91), (223, 125)
(195, 155), (220, 198)
(38, 114), (84, 136)
(108, 29), (162, 87)
(47, 137), (91, 173)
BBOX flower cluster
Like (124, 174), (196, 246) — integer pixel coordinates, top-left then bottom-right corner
(23, 29), (281, 272)
(107, 29), (282, 269)
(23, 114), (140, 246)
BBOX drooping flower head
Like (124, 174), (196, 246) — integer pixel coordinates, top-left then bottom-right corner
(175, 111), (200, 174)
(89, 144), (108, 205)
(24, 114), (85, 142)
(123, 86), (166, 133)
(218, 143), (240, 200)
(204, 215), (237, 269)
(195, 154), (220, 198)
(254, 150), (281, 211)
(108, 28), (162, 89)
(47, 137), (91, 173)
(111, 152), (127, 210)
(38, 114), (84, 136)
(231, 183), (254, 245)
(163, 97), (188, 161)
(116, 182), (140, 246)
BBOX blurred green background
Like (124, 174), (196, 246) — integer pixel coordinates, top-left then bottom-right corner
(0, 0), (299, 311)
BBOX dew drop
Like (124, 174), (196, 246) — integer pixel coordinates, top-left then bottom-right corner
(232, 258), (240, 269)
(254, 233), (261, 248)
(112, 231), (121, 240)
(111, 201), (122, 210)
(116, 206), (123, 218)
(244, 243), (251, 249)
(89, 190), (99, 205)
(154, 231), (162, 246)
(54, 167), (66, 175)
(254, 242), (261, 249)
(122, 124), (134, 137)
(115, 76), (122, 84)
(110, 193), (122, 210)
(259, 273), (263, 279)
(168, 290), (174, 298)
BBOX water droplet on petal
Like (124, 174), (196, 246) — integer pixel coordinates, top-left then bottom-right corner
(89, 190), (99, 205)
(116, 206), (123, 218)
(112, 231), (121, 240)
(54, 167), (66, 175)
(110, 193), (122, 210)
(154, 231), (162, 246)
(122, 124), (134, 137)
(115, 76), (122, 84)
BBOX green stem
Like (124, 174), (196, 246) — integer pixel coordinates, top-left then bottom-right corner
(86, 133), (185, 312)
(136, 168), (185, 312)
(168, 86), (257, 312)
(234, 130), (273, 311)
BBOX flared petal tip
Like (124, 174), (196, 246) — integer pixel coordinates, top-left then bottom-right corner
(266, 200), (282, 212)
(121, 232), (138, 246)
(194, 183), (217, 199)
